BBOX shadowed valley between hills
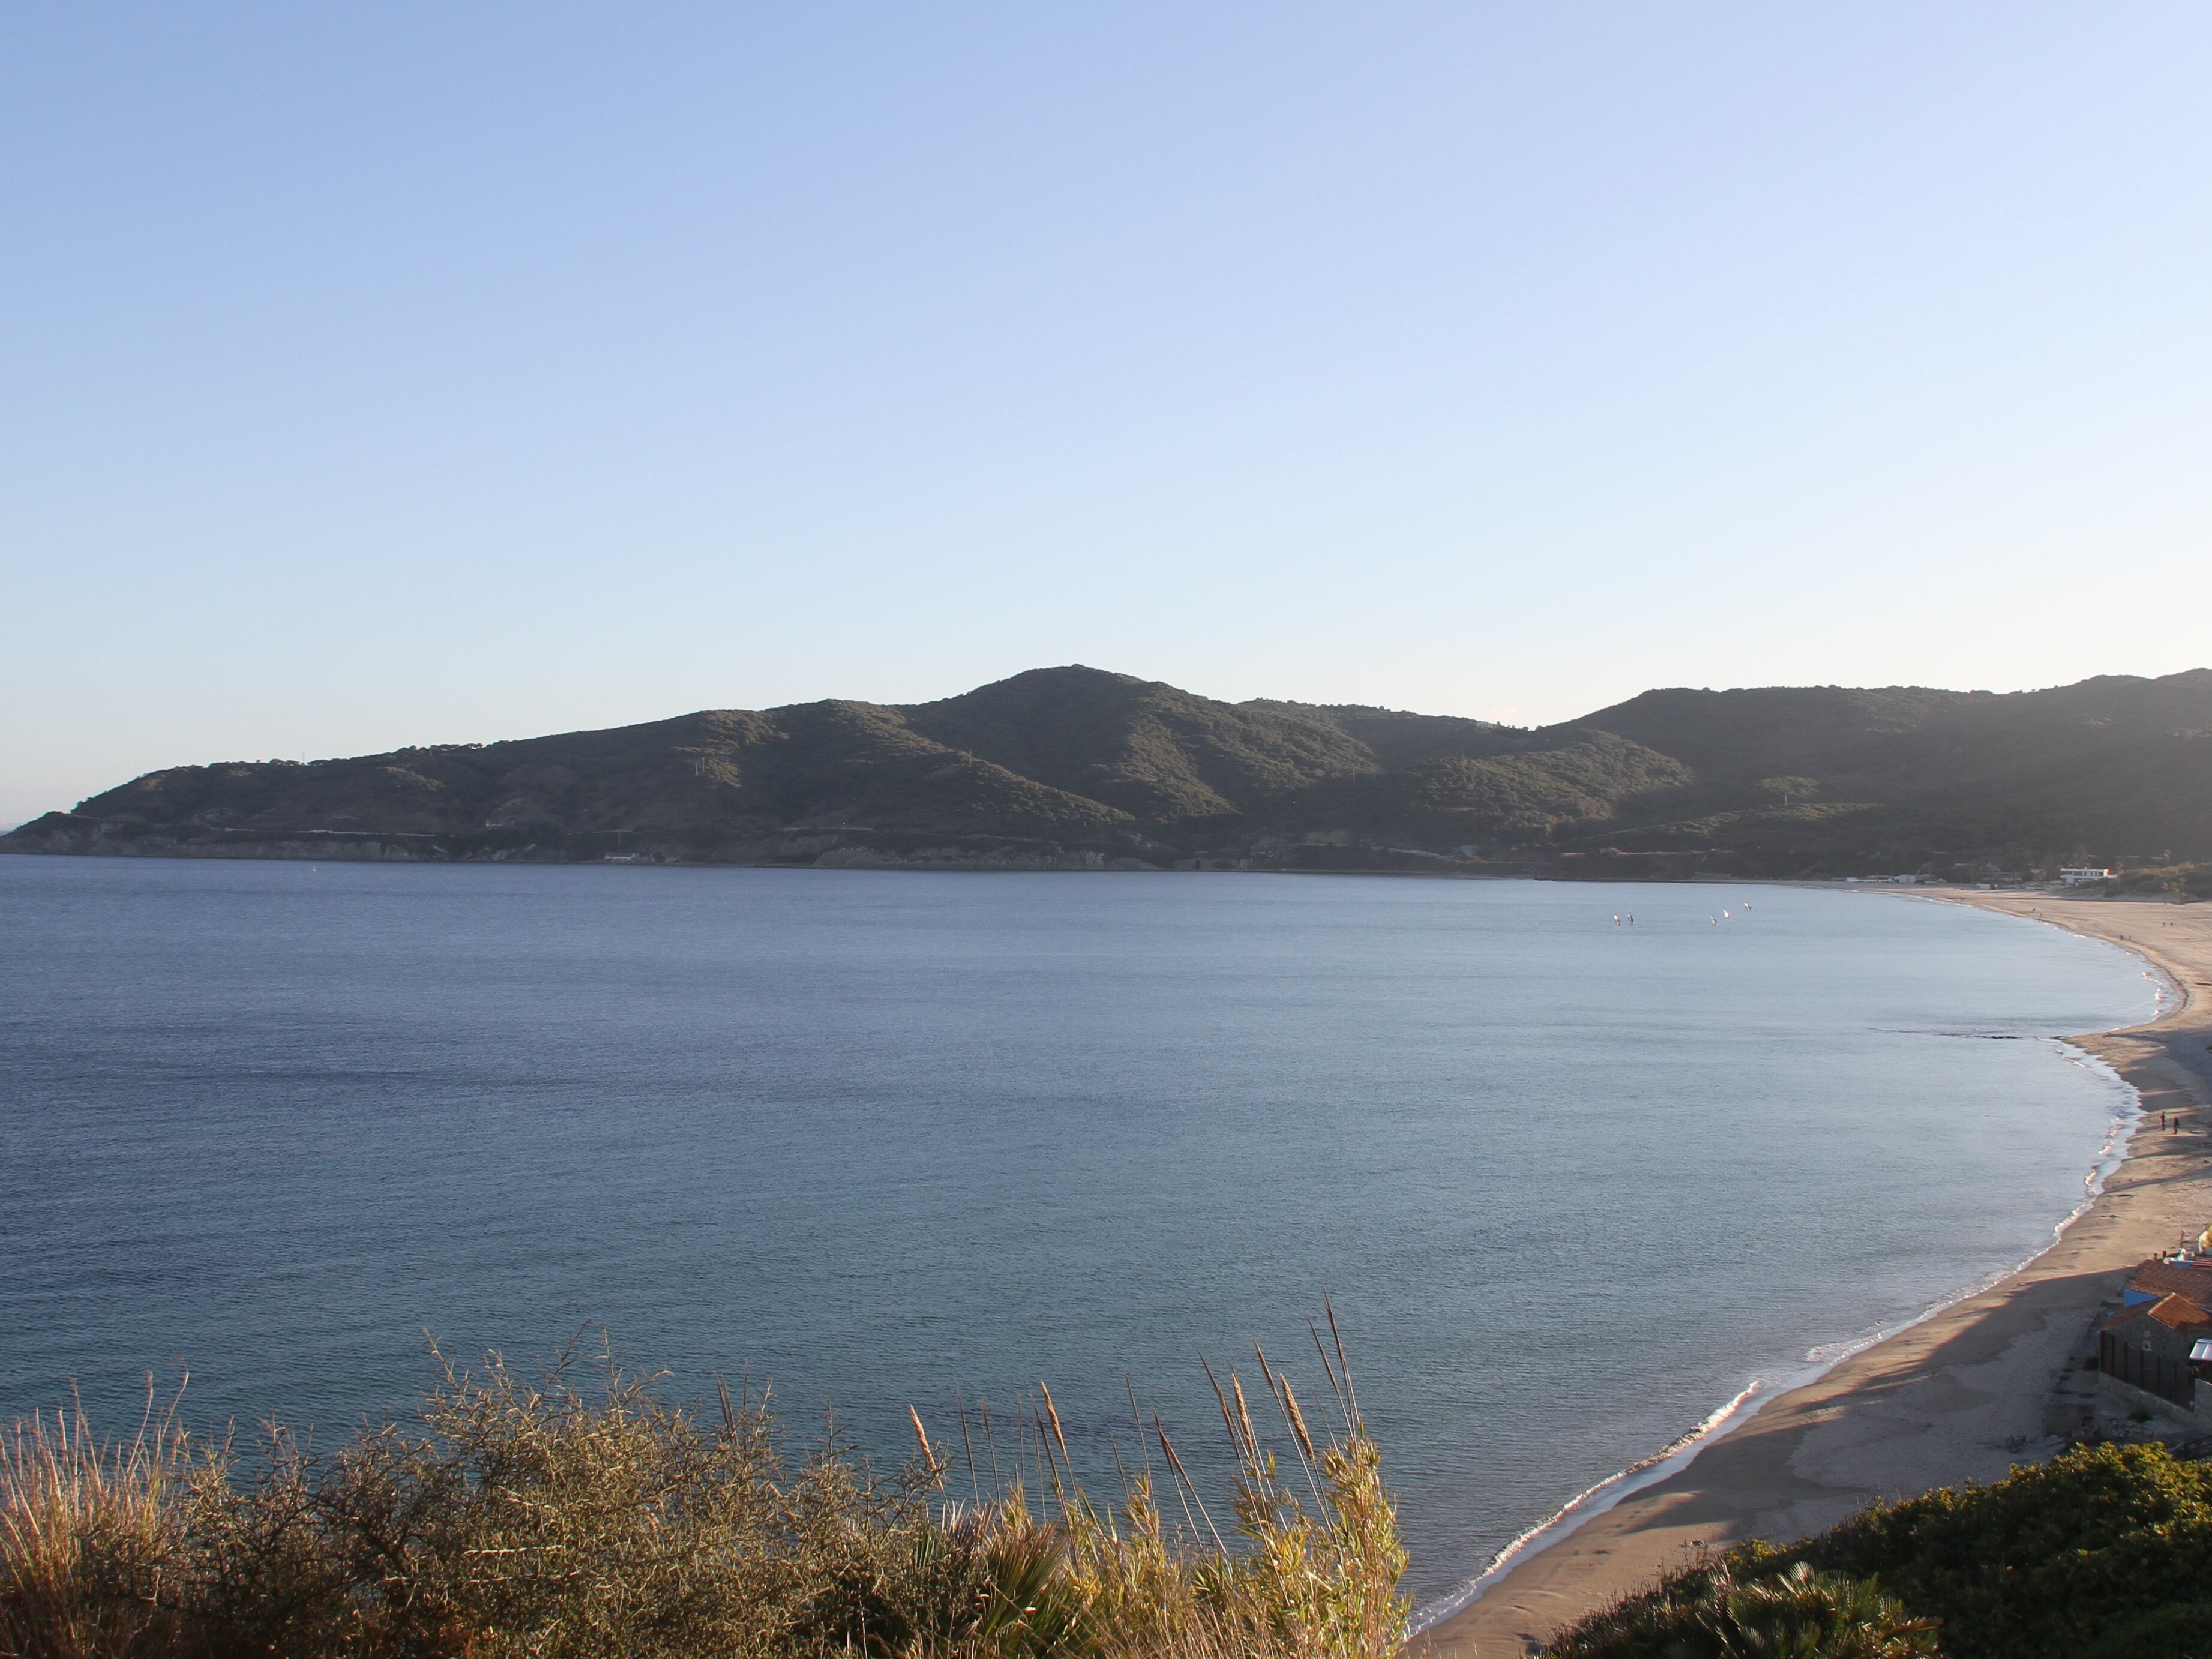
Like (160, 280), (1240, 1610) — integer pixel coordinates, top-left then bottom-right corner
(8, 665), (2212, 881)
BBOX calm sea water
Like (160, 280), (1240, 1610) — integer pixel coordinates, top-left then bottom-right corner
(0, 858), (2156, 1607)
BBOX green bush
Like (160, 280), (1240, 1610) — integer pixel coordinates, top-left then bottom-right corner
(1799, 1444), (2212, 1659)
(1545, 1444), (2212, 1659)
(1545, 1556), (1935, 1658)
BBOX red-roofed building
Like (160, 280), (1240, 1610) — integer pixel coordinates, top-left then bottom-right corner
(2120, 1259), (2212, 1309)
(2100, 1288), (2212, 1417)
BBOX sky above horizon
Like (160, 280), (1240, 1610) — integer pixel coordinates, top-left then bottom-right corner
(4, 5), (2210, 825)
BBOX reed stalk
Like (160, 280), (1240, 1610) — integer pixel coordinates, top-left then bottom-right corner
(0, 1326), (1405, 1659)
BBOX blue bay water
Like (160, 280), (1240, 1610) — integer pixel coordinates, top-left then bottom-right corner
(0, 859), (2157, 1606)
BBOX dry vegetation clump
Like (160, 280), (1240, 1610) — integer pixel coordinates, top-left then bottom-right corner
(0, 1406), (188, 1659)
(0, 1317), (1405, 1659)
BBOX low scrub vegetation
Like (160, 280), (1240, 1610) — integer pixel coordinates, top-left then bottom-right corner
(0, 1325), (1405, 1659)
(1543, 1441), (2212, 1659)
(1542, 1558), (1936, 1659)
(2094, 863), (2212, 899)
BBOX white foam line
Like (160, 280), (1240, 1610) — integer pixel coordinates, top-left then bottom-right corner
(1407, 1381), (1766, 1635)
(1409, 1035), (2145, 1638)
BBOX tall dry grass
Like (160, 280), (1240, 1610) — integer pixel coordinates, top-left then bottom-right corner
(0, 1394), (188, 1659)
(0, 1315), (1405, 1659)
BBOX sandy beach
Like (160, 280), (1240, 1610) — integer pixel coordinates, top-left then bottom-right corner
(1414, 889), (2212, 1658)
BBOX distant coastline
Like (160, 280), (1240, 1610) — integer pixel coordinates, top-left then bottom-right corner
(0, 821), (1688, 882)
(10, 664), (2211, 884)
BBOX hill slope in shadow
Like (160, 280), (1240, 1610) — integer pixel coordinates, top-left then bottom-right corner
(8, 666), (2209, 879)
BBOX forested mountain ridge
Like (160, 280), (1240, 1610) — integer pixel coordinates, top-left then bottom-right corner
(8, 665), (2210, 879)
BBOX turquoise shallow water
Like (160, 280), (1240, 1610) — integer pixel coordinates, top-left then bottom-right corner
(0, 859), (2156, 1606)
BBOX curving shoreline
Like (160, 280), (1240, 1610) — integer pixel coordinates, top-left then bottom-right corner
(1408, 1037), (2141, 1641)
(1413, 889), (2212, 1658)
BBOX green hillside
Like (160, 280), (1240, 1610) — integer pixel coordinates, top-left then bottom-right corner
(901, 666), (1380, 818)
(1567, 674), (2212, 868)
(7, 666), (2209, 878)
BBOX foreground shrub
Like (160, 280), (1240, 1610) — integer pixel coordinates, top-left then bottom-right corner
(0, 1406), (187, 1659)
(1544, 1557), (1935, 1659)
(1797, 1442), (2212, 1659)
(0, 1322), (1406, 1659)
(1543, 1442), (2212, 1659)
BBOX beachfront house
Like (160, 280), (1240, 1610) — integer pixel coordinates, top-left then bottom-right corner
(2061, 867), (2116, 884)
(2099, 1257), (2212, 1425)
(2099, 1297), (2212, 1420)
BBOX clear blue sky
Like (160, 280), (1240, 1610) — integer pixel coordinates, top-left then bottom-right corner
(4, 5), (2208, 826)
